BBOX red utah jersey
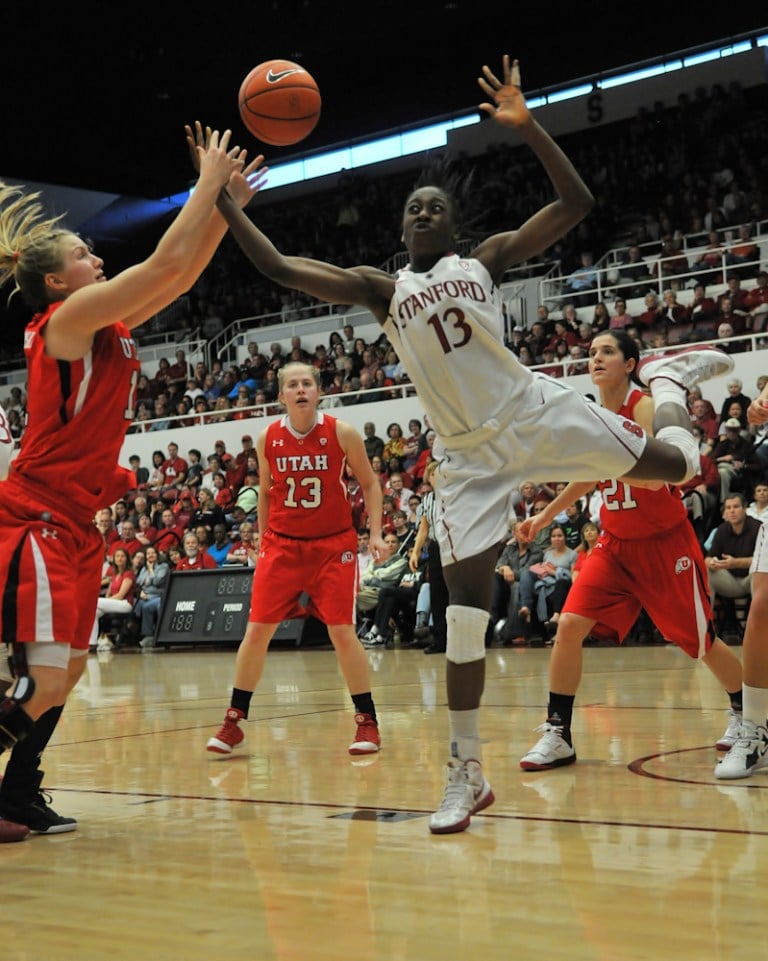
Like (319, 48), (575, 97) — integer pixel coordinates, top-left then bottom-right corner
(264, 413), (352, 539)
(11, 303), (140, 515)
(597, 388), (687, 539)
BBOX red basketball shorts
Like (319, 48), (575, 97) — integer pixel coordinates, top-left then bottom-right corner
(562, 521), (715, 657)
(0, 487), (103, 651)
(249, 528), (358, 626)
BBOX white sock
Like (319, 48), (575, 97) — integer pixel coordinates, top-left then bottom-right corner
(655, 424), (700, 482)
(648, 376), (688, 410)
(450, 708), (481, 763)
(742, 683), (768, 728)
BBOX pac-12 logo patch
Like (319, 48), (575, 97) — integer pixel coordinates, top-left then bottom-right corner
(341, 551), (355, 564)
(674, 555), (692, 574)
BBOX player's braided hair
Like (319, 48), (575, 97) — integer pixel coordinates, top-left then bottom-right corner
(411, 154), (475, 231)
(0, 181), (68, 309)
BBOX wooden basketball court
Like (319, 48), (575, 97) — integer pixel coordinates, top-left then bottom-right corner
(5, 641), (765, 961)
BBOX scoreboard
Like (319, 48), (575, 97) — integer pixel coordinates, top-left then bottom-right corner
(155, 569), (306, 646)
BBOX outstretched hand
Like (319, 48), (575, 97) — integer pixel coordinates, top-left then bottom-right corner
(369, 534), (386, 564)
(185, 121), (264, 204)
(517, 513), (544, 544)
(748, 398), (768, 425)
(477, 55), (530, 129)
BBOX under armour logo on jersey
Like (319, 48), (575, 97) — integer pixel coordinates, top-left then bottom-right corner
(272, 439), (284, 447)
(674, 555), (692, 574)
(41, 527), (58, 539)
(320, 437), (327, 446)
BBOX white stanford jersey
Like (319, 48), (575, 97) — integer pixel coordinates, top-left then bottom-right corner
(384, 254), (533, 440)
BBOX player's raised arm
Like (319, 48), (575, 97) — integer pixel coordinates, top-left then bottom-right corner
(474, 56), (594, 282)
(215, 189), (390, 314)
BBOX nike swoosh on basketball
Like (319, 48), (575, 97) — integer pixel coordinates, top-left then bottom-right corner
(266, 68), (304, 83)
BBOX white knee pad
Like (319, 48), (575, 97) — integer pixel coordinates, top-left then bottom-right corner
(655, 424), (700, 483)
(446, 605), (489, 664)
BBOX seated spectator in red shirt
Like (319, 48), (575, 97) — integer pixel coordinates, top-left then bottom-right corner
(544, 319), (578, 353)
(166, 348), (191, 389)
(717, 276), (750, 316)
(93, 548), (136, 650)
(635, 292), (661, 330)
(538, 345), (563, 378)
(745, 271), (768, 331)
(160, 441), (188, 499)
(712, 295), (747, 335)
(154, 507), (185, 556)
(176, 531), (218, 571)
(409, 429), (436, 483)
(95, 507), (119, 554)
(381, 494), (397, 536)
(135, 513), (157, 548)
(690, 398), (720, 445)
(384, 471), (411, 511)
(172, 488), (197, 529)
(344, 467), (368, 531)
(153, 357), (172, 391)
(212, 471), (234, 512)
(109, 519), (143, 561)
(684, 283), (718, 334)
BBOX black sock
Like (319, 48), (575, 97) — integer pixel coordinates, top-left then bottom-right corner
(728, 690), (743, 712)
(352, 692), (376, 723)
(547, 693), (575, 743)
(230, 689), (253, 719)
(1, 704), (64, 794)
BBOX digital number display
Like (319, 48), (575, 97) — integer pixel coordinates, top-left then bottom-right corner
(156, 569), (254, 645)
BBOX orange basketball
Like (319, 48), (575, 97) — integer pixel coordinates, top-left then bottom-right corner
(238, 60), (321, 147)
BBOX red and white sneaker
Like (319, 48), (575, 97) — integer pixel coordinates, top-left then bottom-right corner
(348, 713), (381, 755)
(429, 759), (495, 835)
(636, 346), (734, 391)
(206, 708), (245, 755)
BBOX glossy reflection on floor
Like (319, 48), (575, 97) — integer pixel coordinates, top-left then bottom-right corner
(4, 643), (766, 961)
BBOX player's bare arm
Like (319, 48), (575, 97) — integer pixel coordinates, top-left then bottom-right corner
(519, 480), (595, 542)
(255, 430), (271, 535)
(473, 55), (594, 285)
(119, 124), (269, 331)
(216, 192), (392, 318)
(46, 132), (243, 360)
(410, 515), (430, 572)
(748, 385), (768, 425)
(337, 421), (385, 557)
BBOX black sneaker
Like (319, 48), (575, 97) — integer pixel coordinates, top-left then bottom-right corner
(0, 790), (77, 835)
